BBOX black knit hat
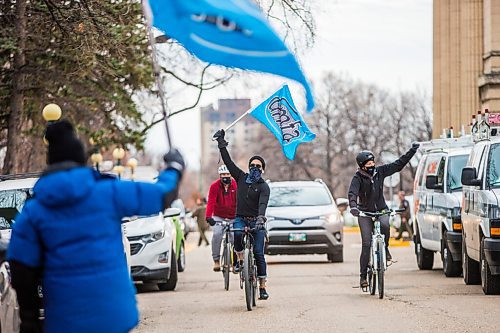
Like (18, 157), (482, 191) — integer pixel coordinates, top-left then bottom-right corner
(45, 119), (86, 165)
(249, 155), (266, 170)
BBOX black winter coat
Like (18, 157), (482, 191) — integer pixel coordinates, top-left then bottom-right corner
(348, 147), (417, 212)
(219, 147), (270, 217)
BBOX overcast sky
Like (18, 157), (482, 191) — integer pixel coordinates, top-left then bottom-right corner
(145, 0), (432, 170)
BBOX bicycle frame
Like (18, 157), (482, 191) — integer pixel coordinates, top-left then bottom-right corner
(371, 219), (387, 272)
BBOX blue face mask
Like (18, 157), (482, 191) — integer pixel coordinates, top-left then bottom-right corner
(245, 167), (262, 184)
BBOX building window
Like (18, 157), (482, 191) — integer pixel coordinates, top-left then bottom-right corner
(209, 113), (220, 122)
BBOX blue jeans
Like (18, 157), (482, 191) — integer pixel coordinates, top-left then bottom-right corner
(233, 217), (267, 278)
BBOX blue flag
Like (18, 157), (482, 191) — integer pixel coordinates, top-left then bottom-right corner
(249, 85), (315, 160)
(146, 0), (315, 111)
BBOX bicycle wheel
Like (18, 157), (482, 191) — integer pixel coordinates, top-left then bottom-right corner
(368, 267), (376, 295)
(222, 242), (230, 291)
(377, 241), (385, 299)
(252, 252), (257, 307)
(244, 248), (253, 311)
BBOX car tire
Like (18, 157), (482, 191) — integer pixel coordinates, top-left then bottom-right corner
(462, 235), (480, 285)
(480, 239), (500, 294)
(442, 232), (461, 277)
(415, 232), (433, 270)
(158, 248), (177, 291)
(327, 248), (343, 263)
(177, 241), (186, 273)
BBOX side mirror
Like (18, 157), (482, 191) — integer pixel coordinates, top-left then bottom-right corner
(425, 175), (443, 190)
(164, 207), (181, 218)
(461, 167), (482, 187)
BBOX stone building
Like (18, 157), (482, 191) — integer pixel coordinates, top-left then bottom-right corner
(433, 0), (500, 137)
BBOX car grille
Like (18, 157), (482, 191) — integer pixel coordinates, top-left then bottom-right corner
(131, 266), (146, 274)
(127, 235), (142, 242)
(130, 243), (143, 255)
(269, 226), (325, 231)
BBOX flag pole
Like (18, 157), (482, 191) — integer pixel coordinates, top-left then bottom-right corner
(212, 109), (251, 141)
(142, 0), (173, 150)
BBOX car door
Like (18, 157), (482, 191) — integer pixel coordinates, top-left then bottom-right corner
(420, 153), (442, 244)
(463, 143), (487, 260)
(431, 155), (447, 245)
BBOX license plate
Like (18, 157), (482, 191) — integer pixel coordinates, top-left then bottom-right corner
(289, 233), (307, 242)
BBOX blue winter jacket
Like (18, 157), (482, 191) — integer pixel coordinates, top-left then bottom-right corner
(7, 166), (179, 333)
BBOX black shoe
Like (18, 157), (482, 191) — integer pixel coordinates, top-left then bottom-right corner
(259, 288), (269, 300)
(386, 249), (392, 262)
(360, 277), (368, 288)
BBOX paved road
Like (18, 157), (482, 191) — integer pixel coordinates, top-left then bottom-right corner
(134, 231), (500, 333)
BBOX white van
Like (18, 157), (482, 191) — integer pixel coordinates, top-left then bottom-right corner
(412, 136), (472, 276)
(461, 113), (500, 294)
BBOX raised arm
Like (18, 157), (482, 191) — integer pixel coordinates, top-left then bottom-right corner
(213, 129), (244, 181)
(378, 144), (419, 177)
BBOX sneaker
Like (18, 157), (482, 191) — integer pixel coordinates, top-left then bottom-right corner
(213, 260), (221, 272)
(232, 261), (240, 274)
(360, 276), (368, 288)
(259, 288), (269, 300)
(386, 248), (392, 262)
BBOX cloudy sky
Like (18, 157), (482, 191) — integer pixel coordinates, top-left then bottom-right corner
(145, 0), (432, 170)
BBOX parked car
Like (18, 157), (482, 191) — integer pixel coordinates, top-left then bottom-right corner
(171, 199), (191, 238)
(123, 208), (184, 291)
(461, 115), (500, 294)
(0, 175), (38, 332)
(412, 136), (472, 276)
(265, 179), (343, 262)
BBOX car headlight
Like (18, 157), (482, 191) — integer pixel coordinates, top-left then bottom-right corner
(488, 205), (500, 220)
(141, 229), (165, 244)
(323, 212), (341, 224)
(446, 207), (461, 219)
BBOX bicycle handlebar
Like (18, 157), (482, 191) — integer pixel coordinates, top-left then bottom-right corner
(359, 208), (405, 218)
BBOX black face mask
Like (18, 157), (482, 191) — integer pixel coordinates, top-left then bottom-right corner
(221, 177), (231, 185)
(366, 166), (376, 175)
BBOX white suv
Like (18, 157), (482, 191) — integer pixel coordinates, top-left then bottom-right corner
(123, 208), (180, 291)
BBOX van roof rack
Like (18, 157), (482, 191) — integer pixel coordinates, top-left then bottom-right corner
(0, 172), (42, 181)
(419, 135), (473, 152)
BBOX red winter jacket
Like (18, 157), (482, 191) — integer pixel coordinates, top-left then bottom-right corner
(206, 178), (237, 219)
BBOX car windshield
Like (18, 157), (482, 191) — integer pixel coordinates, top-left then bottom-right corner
(268, 186), (332, 207)
(488, 143), (500, 189)
(447, 155), (469, 192)
(0, 188), (33, 229)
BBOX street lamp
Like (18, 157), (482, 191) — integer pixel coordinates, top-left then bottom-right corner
(127, 158), (138, 180)
(42, 104), (62, 122)
(113, 147), (126, 179)
(91, 152), (103, 172)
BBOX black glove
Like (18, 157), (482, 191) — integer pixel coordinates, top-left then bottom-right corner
(350, 207), (360, 217)
(206, 217), (216, 226)
(163, 148), (185, 176)
(256, 215), (267, 229)
(213, 129), (228, 149)
(411, 142), (420, 150)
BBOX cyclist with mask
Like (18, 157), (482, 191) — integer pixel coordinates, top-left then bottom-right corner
(213, 129), (270, 300)
(206, 165), (238, 272)
(348, 143), (419, 288)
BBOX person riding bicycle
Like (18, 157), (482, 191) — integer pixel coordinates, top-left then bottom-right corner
(213, 129), (270, 300)
(348, 143), (419, 288)
(206, 165), (237, 272)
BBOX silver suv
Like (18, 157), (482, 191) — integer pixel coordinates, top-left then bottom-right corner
(265, 180), (343, 262)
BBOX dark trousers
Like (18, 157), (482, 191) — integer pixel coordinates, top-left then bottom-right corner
(233, 217), (267, 278)
(358, 215), (390, 277)
(198, 228), (209, 246)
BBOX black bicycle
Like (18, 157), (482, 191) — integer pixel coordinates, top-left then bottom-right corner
(219, 219), (234, 291)
(231, 225), (259, 311)
(360, 209), (404, 299)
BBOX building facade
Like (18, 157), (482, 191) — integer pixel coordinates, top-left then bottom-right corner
(433, 0), (500, 137)
(200, 99), (259, 191)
